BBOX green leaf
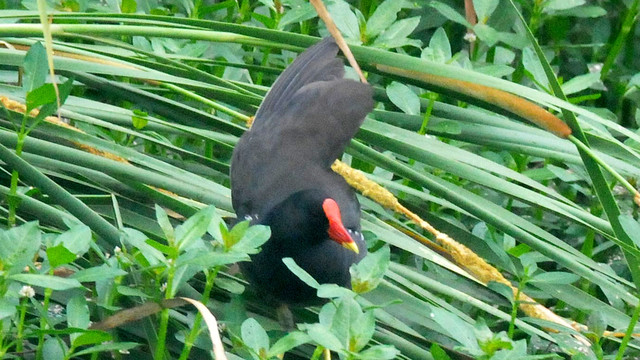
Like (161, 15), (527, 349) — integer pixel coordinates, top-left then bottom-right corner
(22, 41), (47, 93)
(530, 271), (581, 285)
(0, 298), (18, 320)
(232, 224), (271, 254)
(221, 220), (249, 250)
(46, 244), (76, 268)
(350, 309), (375, 352)
(0, 221), (42, 274)
(327, 0), (361, 43)
(350, 245), (390, 294)
(428, 27), (451, 63)
(522, 47), (549, 88)
(124, 228), (166, 265)
(316, 283), (353, 299)
(430, 343), (452, 360)
(54, 223), (91, 256)
(26, 83), (57, 112)
(374, 17), (421, 49)
(72, 331), (112, 348)
(331, 296), (361, 345)
(72, 342), (139, 357)
(267, 331), (311, 357)
(67, 295), (90, 330)
(175, 205), (215, 251)
(487, 281), (514, 303)
(10, 273), (83, 290)
(132, 115), (148, 129)
(32, 77), (74, 123)
(365, 0), (410, 39)
(619, 214), (640, 248)
(544, 0), (586, 11)
(429, 2), (472, 27)
(358, 345), (399, 360)
(473, 0), (499, 22)
(121, 0), (136, 13)
(70, 264), (127, 282)
(43, 336), (66, 360)
(282, 257), (320, 289)
(306, 323), (344, 352)
(561, 72), (601, 95)
(176, 250), (248, 268)
(241, 318), (270, 355)
(278, 2), (316, 29)
(586, 311), (606, 339)
(116, 285), (151, 298)
(386, 82), (420, 115)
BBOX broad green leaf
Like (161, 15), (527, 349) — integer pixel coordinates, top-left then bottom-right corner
(429, 27), (451, 62)
(267, 331), (311, 357)
(327, 0), (361, 43)
(155, 205), (175, 244)
(522, 47), (549, 89)
(231, 224), (271, 254)
(350, 309), (375, 352)
(278, 2), (316, 29)
(473, 0), (499, 22)
(116, 285), (151, 298)
(358, 345), (400, 360)
(22, 41), (47, 93)
(72, 331), (112, 348)
(70, 264), (127, 282)
(0, 298), (18, 320)
(530, 271), (581, 285)
(386, 82), (420, 115)
(46, 244), (76, 268)
(241, 318), (270, 355)
(306, 323), (344, 352)
(10, 273), (83, 290)
(374, 17), (421, 49)
(544, 0), (586, 11)
(54, 223), (91, 256)
(618, 214), (640, 248)
(43, 336), (66, 360)
(26, 83), (57, 111)
(67, 295), (90, 330)
(365, 0), (411, 39)
(561, 72), (601, 95)
(350, 245), (390, 294)
(72, 342), (139, 357)
(429, 1), (472, 27)
(176, 205), (215, 251)
(0, 221), (42, 274)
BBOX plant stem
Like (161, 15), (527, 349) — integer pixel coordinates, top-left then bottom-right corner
(154, 267), (175, 360)
(508, 285), (521, 339)
(7, 115), (28, 227)
(178, 268), (220, 360)
(601, 0), (640, 78)
(36, 287), (53, 360)
(16, 297), (28, 353)
(615, 299), (640, 360)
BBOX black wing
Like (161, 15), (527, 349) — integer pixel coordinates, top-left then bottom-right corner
(231, 37), (373, 217)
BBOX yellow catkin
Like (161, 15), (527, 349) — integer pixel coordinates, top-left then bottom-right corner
(331, 159), (591, 339)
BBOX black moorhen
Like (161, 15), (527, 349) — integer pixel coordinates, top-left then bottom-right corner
(230, 37), (374, 306)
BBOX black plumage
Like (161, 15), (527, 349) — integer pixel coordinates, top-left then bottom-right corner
(230, 37), (374, 305)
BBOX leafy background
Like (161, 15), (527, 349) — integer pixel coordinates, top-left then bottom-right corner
(1, 0), (640, 359)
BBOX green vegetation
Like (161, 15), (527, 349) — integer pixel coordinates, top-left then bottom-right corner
(0, 0), (639, 358)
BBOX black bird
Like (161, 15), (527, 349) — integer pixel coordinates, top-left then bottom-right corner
(230, 37), (374, 306)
